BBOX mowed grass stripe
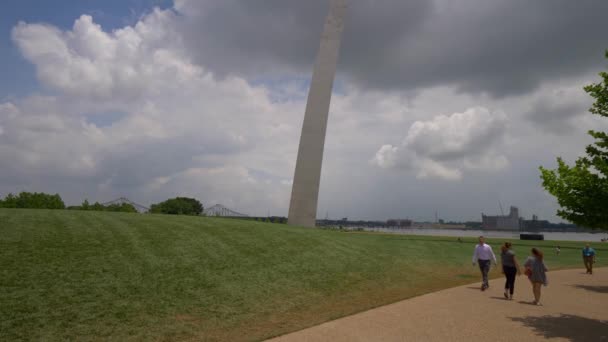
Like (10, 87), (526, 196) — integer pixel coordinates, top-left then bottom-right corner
(0, 209), (605, 341)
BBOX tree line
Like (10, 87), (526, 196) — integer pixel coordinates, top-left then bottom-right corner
(67, 200), (138, 213)
(0, 192), (65, 209)
(0, 192), (204, 216)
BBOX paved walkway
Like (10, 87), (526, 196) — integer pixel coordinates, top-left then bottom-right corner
(270, 268), (608, 341)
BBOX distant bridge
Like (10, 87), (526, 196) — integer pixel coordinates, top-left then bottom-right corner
(203, 204), (248, 217)
(102, 197), (150, 213)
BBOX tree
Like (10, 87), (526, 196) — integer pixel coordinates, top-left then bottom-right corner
(0, 192), (65, 209)
(540, 51), (608, 230)
(90, 202), (105, 211)
(149, 197), (203, 216)
(2, 193), (18, 208)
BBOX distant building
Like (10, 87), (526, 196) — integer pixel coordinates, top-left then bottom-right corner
(520, 215), (550, 231)
(482, 206), (520, 231)
(387, 219), (413, 228)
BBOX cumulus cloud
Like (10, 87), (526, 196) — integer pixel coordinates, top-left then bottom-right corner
(372, 145), (400, 169)
(12, 10), (185, 100)
(372, 107), (509, 180)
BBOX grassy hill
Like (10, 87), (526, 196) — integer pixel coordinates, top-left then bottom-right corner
(1, 209), (605, 341)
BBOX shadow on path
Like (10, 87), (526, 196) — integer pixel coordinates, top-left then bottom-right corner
(510, 314), (608, 341)
(571, 284), (608, 293)
(517, 301), (537, 306)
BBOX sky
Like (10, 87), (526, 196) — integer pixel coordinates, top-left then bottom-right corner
(1, 0), (607, 222)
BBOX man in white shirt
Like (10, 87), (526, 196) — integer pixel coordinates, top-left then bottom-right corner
(472, 236), (497, 291)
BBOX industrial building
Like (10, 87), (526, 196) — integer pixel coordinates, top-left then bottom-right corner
(481, 206), (520, 231)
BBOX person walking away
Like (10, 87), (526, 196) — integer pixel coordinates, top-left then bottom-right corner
(472, 236), (497, 291)
(582, 244), (596, 274)
(524, 248), (547, 306)
(501, 242), (521, 300)
(555, 246), (561, 256)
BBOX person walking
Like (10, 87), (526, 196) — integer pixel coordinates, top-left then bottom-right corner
(524, 248), (547, 306)
(582, 244), (596, 274)
(472, 236), (497, 291)
(500, 242), (521, 300)
(555, 245), (561, 256)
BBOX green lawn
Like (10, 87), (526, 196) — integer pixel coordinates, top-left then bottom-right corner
(1, 209), (605, 341)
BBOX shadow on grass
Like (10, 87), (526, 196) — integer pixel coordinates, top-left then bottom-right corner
(510, 314), (608, 341)
(571, 284), (608, 293)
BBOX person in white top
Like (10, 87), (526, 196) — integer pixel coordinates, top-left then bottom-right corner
(472, 236), (497, 291)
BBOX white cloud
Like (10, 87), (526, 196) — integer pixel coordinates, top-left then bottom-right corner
(372, 107), (509, 180)
(416, 159), (462, 181)
(371, 144), (400, 169)
(12, 10), (186, 100)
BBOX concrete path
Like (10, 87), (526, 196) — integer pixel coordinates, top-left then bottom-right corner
(270, 268), (608, 342)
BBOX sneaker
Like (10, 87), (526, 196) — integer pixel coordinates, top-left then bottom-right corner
(504, 291), (508, 299)
(536, 302), (542, 306)
(509, 295), (513, 300)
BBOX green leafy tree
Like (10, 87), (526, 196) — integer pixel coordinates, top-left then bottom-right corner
(540, 51), (608, 230)
(2, 193), (18, 208)
(90, 202), (105, 211)
(0, 192), (66, 209)
(150, 197), (203, 216)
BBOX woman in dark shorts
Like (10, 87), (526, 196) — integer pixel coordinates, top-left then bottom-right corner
(500, 242), (521, 300)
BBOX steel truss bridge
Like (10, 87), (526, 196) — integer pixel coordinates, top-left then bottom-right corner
(101, 197), (150, 213)
(203, 204), (248, 217)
